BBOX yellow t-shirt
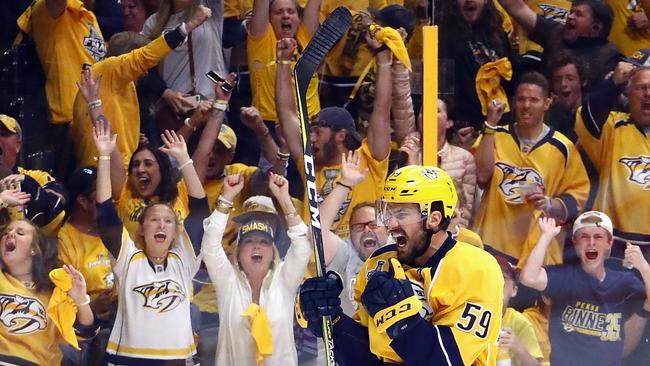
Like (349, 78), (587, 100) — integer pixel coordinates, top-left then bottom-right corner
(224, 0), (253, 18)
(522, 307), (551, 366)
(353, 240), (504, 365)
(575, 109), (650, 245)
(0, 271), (62, 365)
(116, 180), (189, 243)
(298, 140), (388, 239)
(500, 307), (544, 366)
(607, 0), (650, 57)
(517, 0), (570, 54)
(71, 35), (173, 168)
(472, 126), (589, 265)
(16, 167), (66, 236)
(58, 223), (113, 299)
(247, 24), (320, 121)
(17, 0), (106, 123)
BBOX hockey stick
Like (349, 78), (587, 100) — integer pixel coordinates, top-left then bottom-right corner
(293, 7), (352, 366)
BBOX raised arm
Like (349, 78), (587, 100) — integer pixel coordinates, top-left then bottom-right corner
(496, 0), (537, 32)
(93, 119), (123, 259)
(365, 33), (392, 161)
(249, 0), (271, 38)
(519, 218), (561, 291)
(622, 244), (650, 356)
(580, 62), (634, 138)
(474, 99), (505, 188)
(240, 106), (281, 176)
(320, 151), (368, 265)
(302, 0), (322, 35)
(275, 38), (304, 162)
(192, 74), (236, 183)
(77, 68), (125, 200)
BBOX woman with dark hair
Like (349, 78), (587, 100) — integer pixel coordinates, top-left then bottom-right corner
(0, 188), (97, 365)
(439, 0), (514, 131)
(93, 118), (209, 365)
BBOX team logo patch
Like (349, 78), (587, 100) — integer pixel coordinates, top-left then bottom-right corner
(0, 294), (47, 334)
(537, 4), (570, 23)
(83, 24), (106, 61)
(619, 156), (650, 190)
(133, 279), (186, 313)
(495, 162), (544, 203)
(420, 168), (439, 181)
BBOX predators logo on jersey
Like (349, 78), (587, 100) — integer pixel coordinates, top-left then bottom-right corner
(0, 294), (47, 334)
(495, 162), (544, 203)
(133, 279), (186, 313)
(619, 156), (650, 189)
(537, 3), (570, 23)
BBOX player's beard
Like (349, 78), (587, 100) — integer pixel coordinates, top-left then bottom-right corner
(395, 230), (427, 266)
(315, 134), (339, 166)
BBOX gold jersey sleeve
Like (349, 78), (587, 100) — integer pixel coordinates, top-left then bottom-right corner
(575, 108), (650, 244)
(353, 239), (504, 365)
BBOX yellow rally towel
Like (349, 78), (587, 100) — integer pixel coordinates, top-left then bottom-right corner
(368, 24), (412, 71)
(475, 57), (512, 116)
(48, 268), (80, 350)
(242, 303), (273, 365)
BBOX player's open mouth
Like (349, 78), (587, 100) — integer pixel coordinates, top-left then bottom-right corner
(3, 241), (16, 253)
(251, 253), (263, 263)
(154, 232), (167, 243)
(281, 22), (292, 32)
(585, 249), (598, 260)
(138, 175), (151, 190)
(393, 234), (407, 249)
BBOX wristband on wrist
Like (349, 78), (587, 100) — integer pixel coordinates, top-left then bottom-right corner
(178, 159), (193, 170)
(277, 151), (290, 161)
(88, 100), (102, 110)
(337, 181), (353, 190)
(98, 155), (111, 161)
(285, 211), (300, 219)
(276, 60), (292, 65)
(374, 44), (389, 53)
(483, 121), (498, 135)
(377, 61), (392, 67)
(213, 100), (228, 112)
(75, 294), (91, 307)
(184, 118), (196, 131)
(217, 195), (234, 207)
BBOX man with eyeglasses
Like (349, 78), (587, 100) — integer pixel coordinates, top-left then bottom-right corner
(520, 212), (650, 366)
(576, 55), (650, 259)
(298, 165), (504, 365)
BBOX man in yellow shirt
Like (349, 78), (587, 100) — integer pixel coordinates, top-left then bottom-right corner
(276, 36), (391, 239)
(16, 0), (106, 177)
(247, 0), (322, 123)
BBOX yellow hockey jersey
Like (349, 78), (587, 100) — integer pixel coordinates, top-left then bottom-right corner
(473, 126), (590, 264)
(575, 108), (650, 245)
(352, 236), (504, 365)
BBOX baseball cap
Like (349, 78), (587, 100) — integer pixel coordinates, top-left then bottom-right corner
(233, 195), (281, 233)
(495, 256), (517, 282)
(237, 218), (275, 243)
(368, 5), (416, 39)
(572, 211), (613, 236)
(311, 107), (362, 143)
(623, 49), (650, 67)
(0, 114), (22, 140)
(67, 166), (97, 207)
(217, 124), (237, 151)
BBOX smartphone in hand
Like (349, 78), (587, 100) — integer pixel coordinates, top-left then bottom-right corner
(206, 70), (237, 93)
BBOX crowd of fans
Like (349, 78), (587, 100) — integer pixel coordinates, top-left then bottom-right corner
(0, 0), (649, 364)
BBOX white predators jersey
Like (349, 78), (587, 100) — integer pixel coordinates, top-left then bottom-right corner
(107, 228), (200, 359)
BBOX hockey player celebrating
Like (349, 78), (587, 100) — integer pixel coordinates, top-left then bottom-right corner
(297, 165), (504, 365)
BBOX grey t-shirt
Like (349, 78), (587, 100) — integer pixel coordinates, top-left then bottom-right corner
(327, 236), (364, 317)
(142, 0), (226, 100)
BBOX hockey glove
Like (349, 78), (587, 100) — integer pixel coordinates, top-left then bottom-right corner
(361, 258), (422, 338)
(296, 271), (343, 337)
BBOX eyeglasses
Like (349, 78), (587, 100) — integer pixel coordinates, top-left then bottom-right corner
(350, 220), (379, 233)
